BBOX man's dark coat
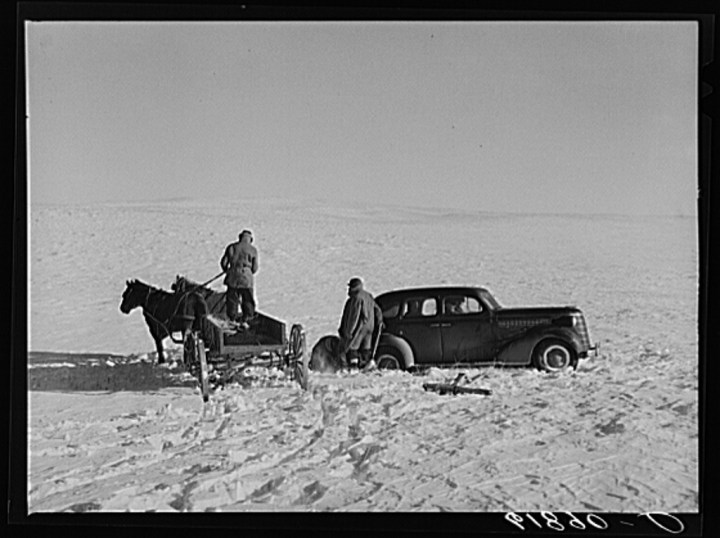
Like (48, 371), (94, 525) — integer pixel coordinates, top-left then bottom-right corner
(220, 237), (258, 289)
(339, 288), (382, 351)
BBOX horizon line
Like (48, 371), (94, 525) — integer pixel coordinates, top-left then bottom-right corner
(28, 195), (697, 219)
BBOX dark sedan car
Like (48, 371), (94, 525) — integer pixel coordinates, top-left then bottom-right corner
(373, 286), (597, 372)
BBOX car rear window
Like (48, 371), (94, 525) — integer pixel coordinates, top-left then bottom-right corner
(402, 297), (437, 318)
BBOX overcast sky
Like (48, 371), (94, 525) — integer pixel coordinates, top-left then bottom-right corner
(25, 20), (697, 215)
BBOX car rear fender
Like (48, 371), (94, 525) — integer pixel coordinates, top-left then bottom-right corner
(378, 333), (415, 369)
(496, 327), (582, 365)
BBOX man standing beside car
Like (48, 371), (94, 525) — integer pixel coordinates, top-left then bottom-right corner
(220, 229), (258, 329)
(338, 277), (383, 370)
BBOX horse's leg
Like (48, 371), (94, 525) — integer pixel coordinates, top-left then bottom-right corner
(155, 335), (165, 364)
(148, 322), (166, 364)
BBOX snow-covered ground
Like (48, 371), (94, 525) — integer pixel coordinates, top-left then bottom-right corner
(27, 198), (698, 512)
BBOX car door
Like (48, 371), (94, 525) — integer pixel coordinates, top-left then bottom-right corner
(439, 293), (495, 364)
(394, 295), (443, 364)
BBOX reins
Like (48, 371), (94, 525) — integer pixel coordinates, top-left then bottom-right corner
(174, 271), (227, 316)
(139, 271), (226, 344)
(184, 271), (226, 293)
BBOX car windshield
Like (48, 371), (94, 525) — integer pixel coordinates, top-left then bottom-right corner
(479, 289), (501, 310)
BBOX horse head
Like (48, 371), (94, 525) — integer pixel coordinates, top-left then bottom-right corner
(172, 275), (213, 298)
(120, 279), (150, 314)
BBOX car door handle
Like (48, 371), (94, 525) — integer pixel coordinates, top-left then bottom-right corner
(430, 323), (452, 328)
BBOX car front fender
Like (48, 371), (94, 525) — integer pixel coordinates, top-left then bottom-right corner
(378, 333), (415, 369)
(495, 327), (583, 365)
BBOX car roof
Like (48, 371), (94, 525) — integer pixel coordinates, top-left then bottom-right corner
(376, 286), (490, 301)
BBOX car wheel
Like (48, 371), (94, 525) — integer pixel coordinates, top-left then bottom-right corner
(375, 346), (404, 370)
(532, 339), (576, 372)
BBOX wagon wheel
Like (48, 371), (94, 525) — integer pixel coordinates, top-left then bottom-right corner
(289, 324), (309, 390)
(183, 331), (195, 369)
(185, 331), (210, 402)
(196, 335), (210, 402)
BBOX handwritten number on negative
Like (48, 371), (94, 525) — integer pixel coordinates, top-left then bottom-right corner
(565, 512), (586, 530)
(504, 512), (608, 532)
(504, 512), (684, 533)
(541, 512), (565, 531)
(504, 512), (526, 530)
(524, 513), (543, 529)
(639, 512), (685, 534)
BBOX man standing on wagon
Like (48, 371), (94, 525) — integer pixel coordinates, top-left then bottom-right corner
(338, 277), (383, 370)
(220, 229), (258, 329)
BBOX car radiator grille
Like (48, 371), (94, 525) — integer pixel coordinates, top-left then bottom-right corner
(497, 318), (551, 329)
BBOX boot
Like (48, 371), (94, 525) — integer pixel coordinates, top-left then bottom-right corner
(359, 349), (373, 370)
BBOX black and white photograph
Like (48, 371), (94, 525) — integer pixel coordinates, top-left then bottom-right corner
(17, 5), (704, 524)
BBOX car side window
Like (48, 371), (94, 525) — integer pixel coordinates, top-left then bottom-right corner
(444, 295), (483, 315)
(403, 297), (437, 318)
(421, 298), (437, 316)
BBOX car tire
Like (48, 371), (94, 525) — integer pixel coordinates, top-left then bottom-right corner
(375, 346), (404, 370)
(532, 339), (576, 372)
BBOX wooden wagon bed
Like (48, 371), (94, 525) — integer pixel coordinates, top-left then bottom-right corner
(185, 310), (308, 401)
(201, 312), (288, 359)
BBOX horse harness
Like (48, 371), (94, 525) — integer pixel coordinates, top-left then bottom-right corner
(141, 286), (192, 343)
(140, 274), (226, 343)
(140, 287), (171, 336)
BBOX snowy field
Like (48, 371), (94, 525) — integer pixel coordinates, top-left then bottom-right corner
(27, 198), (699, 513)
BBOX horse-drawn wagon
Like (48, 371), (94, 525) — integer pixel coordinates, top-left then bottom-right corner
(185, 311), (308, 402)
(120, 275), (309, 402)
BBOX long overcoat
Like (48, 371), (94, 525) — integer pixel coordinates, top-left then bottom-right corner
(338, 288), (382, 351)
(220, 239), (258, 288)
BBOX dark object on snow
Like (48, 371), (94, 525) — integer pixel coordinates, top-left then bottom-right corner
(423, 382), (492, 396)
(423, 372), (492, 396)
(374, 286), (599, 373)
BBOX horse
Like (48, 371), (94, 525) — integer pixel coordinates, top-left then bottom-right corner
(120, 279), (209, 364)
(171, 275), (226, 316)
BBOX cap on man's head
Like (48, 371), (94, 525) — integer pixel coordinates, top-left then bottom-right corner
(239, 229), (253, 240)
(347, 277), (363, 290)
